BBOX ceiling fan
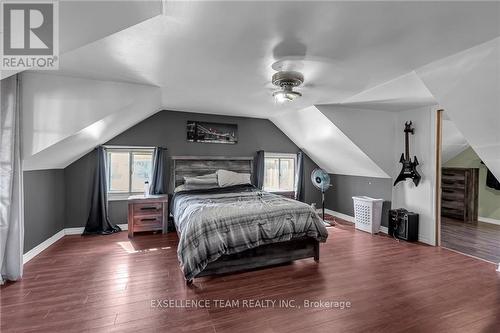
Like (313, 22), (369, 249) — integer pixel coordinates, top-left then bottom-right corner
(271, 70), (304, 103)
(267, 55), (352, 105)
(264, 38), (364, 105)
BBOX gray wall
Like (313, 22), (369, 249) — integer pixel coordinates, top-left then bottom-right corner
(64, 151), (97, 228)
(325, 174), (392, 227)
(65, 110), (322, 227)
(24, 170), (65, 253)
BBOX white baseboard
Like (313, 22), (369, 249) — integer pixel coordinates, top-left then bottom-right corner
(320, 209), (391, 235)
(23, 223), (128, 264)
(320, 209), (355, 223)
(64, 227), (85, 235)
(23, 229), (65, 264)
(478, 216), (500, 226)
(418, 235), (434, 246)
(65, 223), (128, 235)
(379, 226), (388, 234)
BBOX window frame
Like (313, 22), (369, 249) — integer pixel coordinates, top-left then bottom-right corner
(263, 152), (297, 193)
(106, 147), (155, 201)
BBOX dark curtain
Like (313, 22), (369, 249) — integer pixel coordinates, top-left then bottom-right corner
(254, 150), (265, 189)
(84, 147), (121, 235)
(295, 150), (305, 202)
(486, 169), (500, 190)
(150, 147), (168, 194)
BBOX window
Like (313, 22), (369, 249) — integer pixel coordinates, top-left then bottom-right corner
(264, 153), (296, 192)
(107, 148), (154, 199)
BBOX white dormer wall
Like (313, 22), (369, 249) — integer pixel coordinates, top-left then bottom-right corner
(391, 106), (438, 246)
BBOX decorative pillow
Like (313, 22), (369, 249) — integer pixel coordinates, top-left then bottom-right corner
(184, 173), (218, 185)
(195, 173), (217, 179)
(217, 169), (251, 187)
(174, 184), (219, 193)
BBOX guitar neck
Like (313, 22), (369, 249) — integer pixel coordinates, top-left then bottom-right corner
(405, 132), (410, 160)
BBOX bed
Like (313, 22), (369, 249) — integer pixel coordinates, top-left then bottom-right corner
(170, 156), (329, 284)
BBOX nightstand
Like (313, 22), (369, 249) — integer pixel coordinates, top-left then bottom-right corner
(127, 195), (168, 238)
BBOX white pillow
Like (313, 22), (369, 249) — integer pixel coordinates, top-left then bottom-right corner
(184, 177), (218, 185)
(217, 169), (251, 187)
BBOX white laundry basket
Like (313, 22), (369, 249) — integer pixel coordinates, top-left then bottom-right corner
(352, 196), (384, 234)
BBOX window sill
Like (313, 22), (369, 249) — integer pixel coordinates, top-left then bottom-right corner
(108, 193), (143, 201)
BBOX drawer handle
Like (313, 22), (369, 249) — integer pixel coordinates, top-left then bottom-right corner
(140, 218), (158, 222)
(140, 207), (158, 210)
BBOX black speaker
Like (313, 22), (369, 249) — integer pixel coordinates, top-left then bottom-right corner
(389, 209), (419, 242)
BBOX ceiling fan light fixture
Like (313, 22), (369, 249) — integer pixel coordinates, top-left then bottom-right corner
(273, 86), (302, 103)
(271, 71), (304, 103)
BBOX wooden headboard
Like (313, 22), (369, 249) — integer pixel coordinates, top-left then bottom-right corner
(171, 156), (254, 188)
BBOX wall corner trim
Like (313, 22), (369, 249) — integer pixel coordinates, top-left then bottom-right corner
(23, 224), (128, 264)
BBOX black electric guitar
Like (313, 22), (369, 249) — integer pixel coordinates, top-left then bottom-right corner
(394, 121), (421, 187)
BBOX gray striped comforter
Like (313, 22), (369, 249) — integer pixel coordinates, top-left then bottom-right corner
(171, 185), (328, 280)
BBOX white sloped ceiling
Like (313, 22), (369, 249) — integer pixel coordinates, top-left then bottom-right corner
(417, 37), (500, 180)
(442, 117), (469, 164)
(22, 73), (162, 170)
(1, 1), (162, 80)
(270, 106), (390, 178)
(336, 71), (436, 112)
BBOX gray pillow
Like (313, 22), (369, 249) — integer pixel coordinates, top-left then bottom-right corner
(184, 173), (218, 185)
(174, 184), (219, 193)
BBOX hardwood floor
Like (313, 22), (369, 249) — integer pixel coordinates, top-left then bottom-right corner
(2, 222), (499, 333)
(441, 217), (500, 263)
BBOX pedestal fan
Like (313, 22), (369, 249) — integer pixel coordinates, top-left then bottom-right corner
(311, 168), (332, 225)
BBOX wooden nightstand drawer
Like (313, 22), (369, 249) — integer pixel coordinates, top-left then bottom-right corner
(133, 216), (163, 231)
(133, 202), (163, 215)
(128, 195), (168, 238)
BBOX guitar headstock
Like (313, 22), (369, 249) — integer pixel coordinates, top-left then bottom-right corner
(404, 121), (414, 134)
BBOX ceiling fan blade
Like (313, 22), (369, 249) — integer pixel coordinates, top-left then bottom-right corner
(271, 56), (306, 72)
(265, 50), (366, 104)
(271, 55), (347, 84)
